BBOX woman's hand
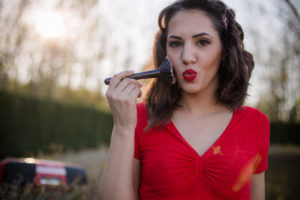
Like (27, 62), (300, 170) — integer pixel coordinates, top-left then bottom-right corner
(106, 71), (142, 131)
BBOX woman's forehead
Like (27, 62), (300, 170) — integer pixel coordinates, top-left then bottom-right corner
(167, 10), (218, 37)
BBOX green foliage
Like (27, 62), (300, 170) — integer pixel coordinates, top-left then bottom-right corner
(56, 86), (110, 111)
(0, 90), (113, 159)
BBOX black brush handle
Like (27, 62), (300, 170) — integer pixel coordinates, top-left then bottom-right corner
(104, 69), (160, 85)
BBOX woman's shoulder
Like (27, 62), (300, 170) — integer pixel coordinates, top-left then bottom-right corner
(236, 106), (270, 125)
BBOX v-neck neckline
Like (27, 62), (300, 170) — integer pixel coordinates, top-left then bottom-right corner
(168, 110), (236, 158)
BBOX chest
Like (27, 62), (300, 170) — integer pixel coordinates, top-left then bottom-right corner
(171, 112), (233, 157)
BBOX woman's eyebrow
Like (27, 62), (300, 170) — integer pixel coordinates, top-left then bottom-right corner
(168, 32), (212, 40)
(192, 32), (211, 38)
(167, 35), (182, 40)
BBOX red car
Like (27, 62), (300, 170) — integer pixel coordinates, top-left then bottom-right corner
(0, 158), (87, 186)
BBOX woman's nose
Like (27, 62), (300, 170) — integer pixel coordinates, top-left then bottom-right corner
(182, 44), (197, 65)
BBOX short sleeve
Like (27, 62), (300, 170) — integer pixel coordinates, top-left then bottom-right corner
(134, 102), (147, 160)
(253, 113), (270, 174)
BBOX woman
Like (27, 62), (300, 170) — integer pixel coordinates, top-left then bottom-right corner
(99, 0), (270, 199)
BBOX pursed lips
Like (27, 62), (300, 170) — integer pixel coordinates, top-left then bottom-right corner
(182, 68), (197, 82)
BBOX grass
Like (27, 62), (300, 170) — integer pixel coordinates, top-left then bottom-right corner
(1, 145), (299, 200)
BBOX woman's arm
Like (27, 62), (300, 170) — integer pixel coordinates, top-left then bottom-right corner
(98, 71), (142, 200)
(250, 172), (265, 200)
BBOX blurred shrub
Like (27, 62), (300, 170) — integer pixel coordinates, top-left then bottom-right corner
(1, 90), (299, 159)
(270, 122), (300, 145)
(0, 91), (113, 159)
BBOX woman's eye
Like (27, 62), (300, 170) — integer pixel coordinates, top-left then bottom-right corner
(169, 41), (182, 47)
(198, 39), (210, 46)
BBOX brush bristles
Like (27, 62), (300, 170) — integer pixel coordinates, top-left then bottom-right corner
(159, 58), (176, 84)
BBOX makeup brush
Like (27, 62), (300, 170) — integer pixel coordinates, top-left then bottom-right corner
(104, 58), (176, 85)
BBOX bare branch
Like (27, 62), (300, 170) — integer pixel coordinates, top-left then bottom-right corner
(284, 0), (300, 22)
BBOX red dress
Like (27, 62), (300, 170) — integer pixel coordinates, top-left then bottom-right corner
(134, 102), (270, 200)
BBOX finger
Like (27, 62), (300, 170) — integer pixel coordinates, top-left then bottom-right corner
(132, 79), (142, 88)
(129, 87), (142, 99)
(116, 78), (142, 93)
(122, 82), (140, 95)
(109, 70), (134, 89)
(113, 78), (134, 94)
(128, 80), (142, 97)
(107, 79), (140, 103)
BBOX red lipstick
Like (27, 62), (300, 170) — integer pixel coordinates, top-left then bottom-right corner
(183, 68), (197, 82)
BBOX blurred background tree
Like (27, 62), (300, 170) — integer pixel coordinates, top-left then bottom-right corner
(0, 0), (111, 109)
(254, 0), (300, 122)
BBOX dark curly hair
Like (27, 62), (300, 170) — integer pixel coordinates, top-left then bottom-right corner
(145, 0), (254, 130)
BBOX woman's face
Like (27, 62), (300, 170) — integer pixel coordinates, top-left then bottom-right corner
(166, 9), (222, 96)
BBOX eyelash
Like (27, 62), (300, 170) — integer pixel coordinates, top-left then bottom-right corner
(197, 39), (210, 46)
(168, 39), (210, 48)
(168, 41), (182, 47)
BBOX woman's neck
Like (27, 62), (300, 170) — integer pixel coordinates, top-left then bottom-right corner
(178, 90), (229, 118)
